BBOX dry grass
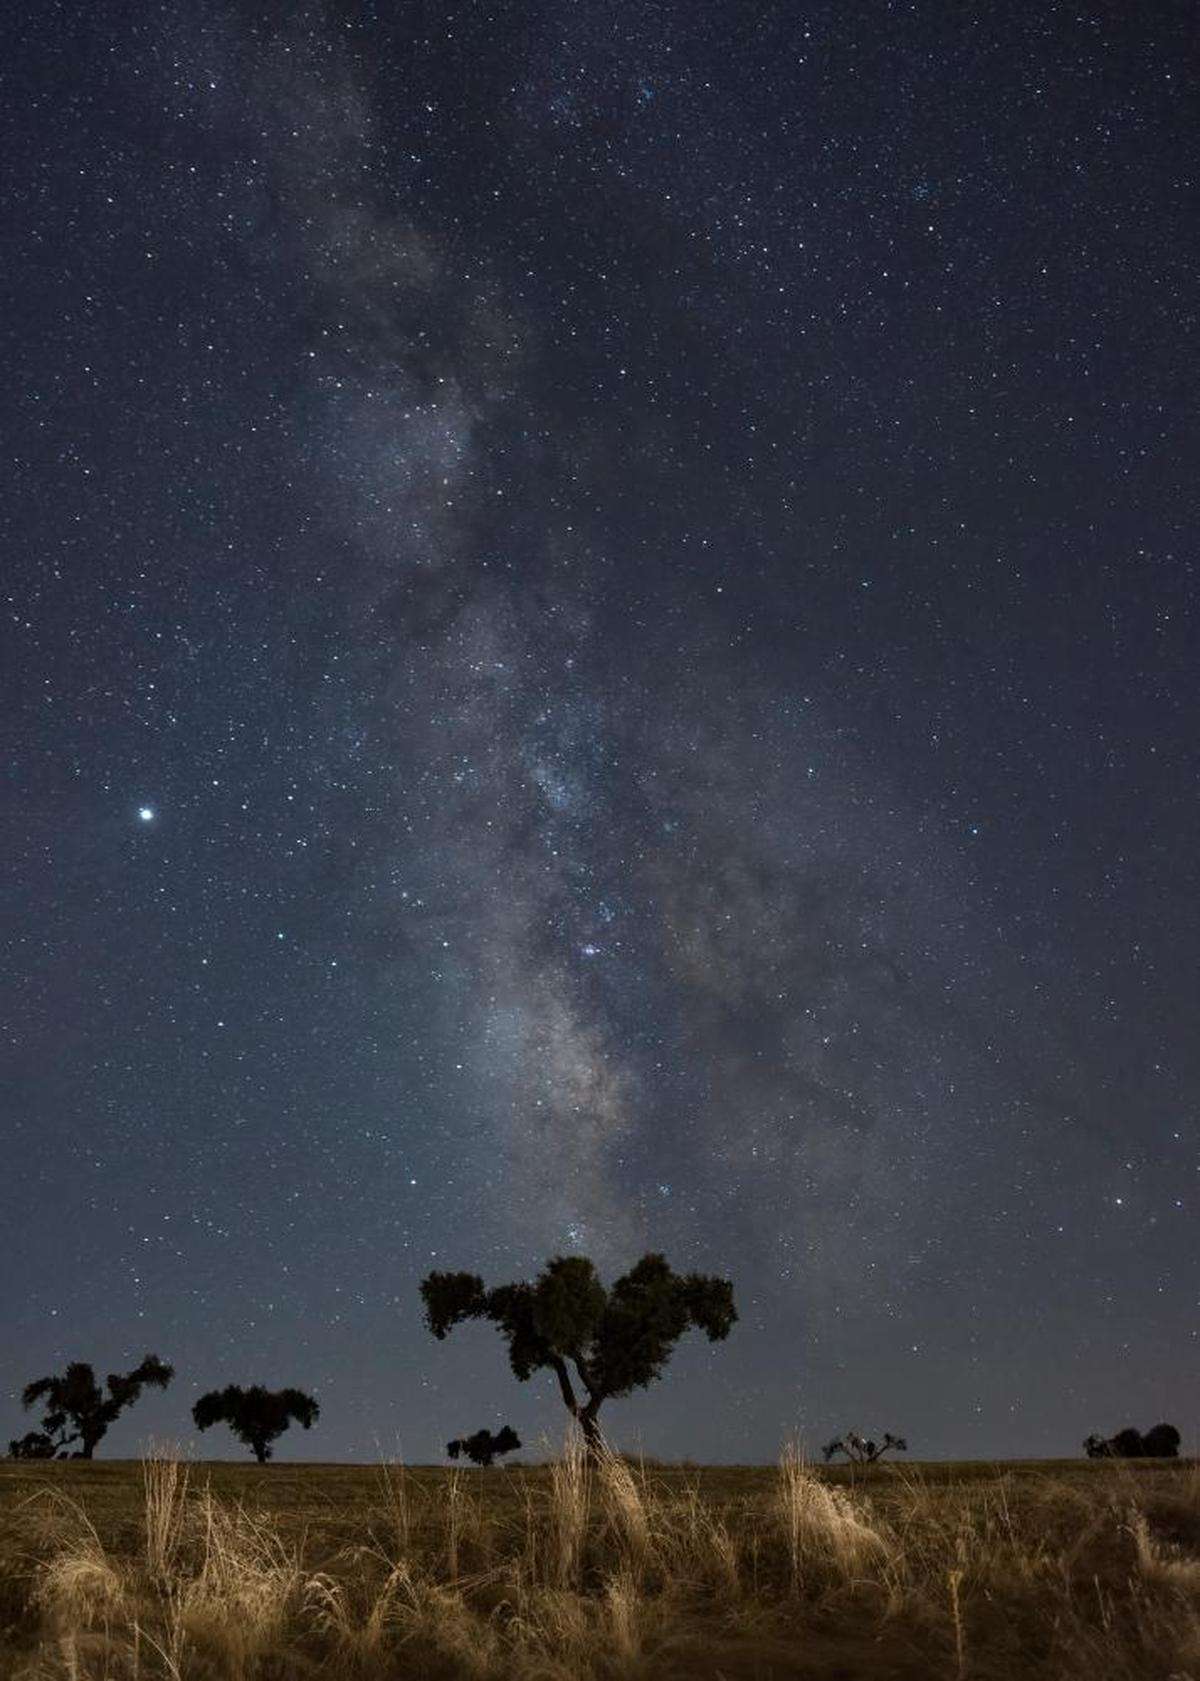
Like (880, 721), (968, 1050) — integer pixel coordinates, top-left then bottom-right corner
(0, 1446), (1198, 1678)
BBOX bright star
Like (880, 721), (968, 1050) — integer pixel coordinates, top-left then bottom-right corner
(138, 807), (155, 823)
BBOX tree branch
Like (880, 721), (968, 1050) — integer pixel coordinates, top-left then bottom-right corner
(569, 1349), (601, 1401)
(549, 1356), (580, 1415)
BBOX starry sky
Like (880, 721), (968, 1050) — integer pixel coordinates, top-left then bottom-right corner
(3, 1), (1198, 1464)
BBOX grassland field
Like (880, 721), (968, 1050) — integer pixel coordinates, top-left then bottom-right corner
(1, 1450), (1198, 1678)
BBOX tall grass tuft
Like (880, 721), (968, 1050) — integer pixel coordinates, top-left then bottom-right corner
(142, 1440), (189, 1586)
(547, 1426), (590, 1590)
(595, 1448), (652, 1581)
(303, 1556), (420, 1670)
(445, 1460), (464, 1581)
(777, 1440), (890, 1593)
(25, 1489), (128, 1681)
(373, 1440), (411, 1560)
(157, 1482), (304, 1677)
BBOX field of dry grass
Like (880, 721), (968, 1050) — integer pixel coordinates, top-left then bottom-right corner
(1, 1443), (1198, 1678)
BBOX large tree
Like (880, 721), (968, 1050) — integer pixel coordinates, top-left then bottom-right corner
(19, 1355), (174, 1458)
(192, 1384), (319, 1462)
(420, 1251), (736, 1453)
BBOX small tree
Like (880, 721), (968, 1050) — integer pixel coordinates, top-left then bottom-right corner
(192, 1384), (319, 1463)
(420, 1252), (736, 1455)
(20, 1355), (174, 1459)
(446, 1425), (521, 1467)
(822, 1431), (907, 1465)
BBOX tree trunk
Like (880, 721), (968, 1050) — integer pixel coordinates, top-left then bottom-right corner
(548, 1356), (606, 1460)
(579, 1400), (604, 1460)
(253, 1440), (268, 1464)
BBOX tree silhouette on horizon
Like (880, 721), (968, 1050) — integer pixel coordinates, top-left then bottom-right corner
(420, 1251), (736, 1455)
(17, 1355), (174, 1459)
(1143, 1422), (1182, 1457)
(446, 1425), (521, 1466)
(821, 1430), (908, 1465)
(192, 1384), (319, 1463)
(1085, 1422), (1180, 1459)
(8, 1430), (59, 1460)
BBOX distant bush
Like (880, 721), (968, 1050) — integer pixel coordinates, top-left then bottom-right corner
(1084, 1423), (1180, 1459)
(1143, 1423), (1182, 1458)
(446, 1425), (521, 1467)
(7, 1431), (59, 1460)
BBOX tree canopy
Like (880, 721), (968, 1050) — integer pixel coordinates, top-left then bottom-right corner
(192, 1384), (319, 1463)
(420, 1251), (736, 1451)
(17, 1355), (174, 1459)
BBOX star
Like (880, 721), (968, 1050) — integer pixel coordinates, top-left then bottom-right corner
(137, 806), (156, 823)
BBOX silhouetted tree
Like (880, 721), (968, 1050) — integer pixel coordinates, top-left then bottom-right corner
(420, 1252), (736, 1456)
(192, 1385), (319, 1463)
(7, 1431), (58, 1460)
(19, 1355), (174, 1459)
(1142, 1423), (1181, 1458)
(446, 1425), (521, 1467)
(821, 1430), (907, 1465)
(1084, 1424), (1179, 1459)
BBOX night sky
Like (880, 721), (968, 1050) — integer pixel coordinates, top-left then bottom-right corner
(3, 2), (1198, 1464)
